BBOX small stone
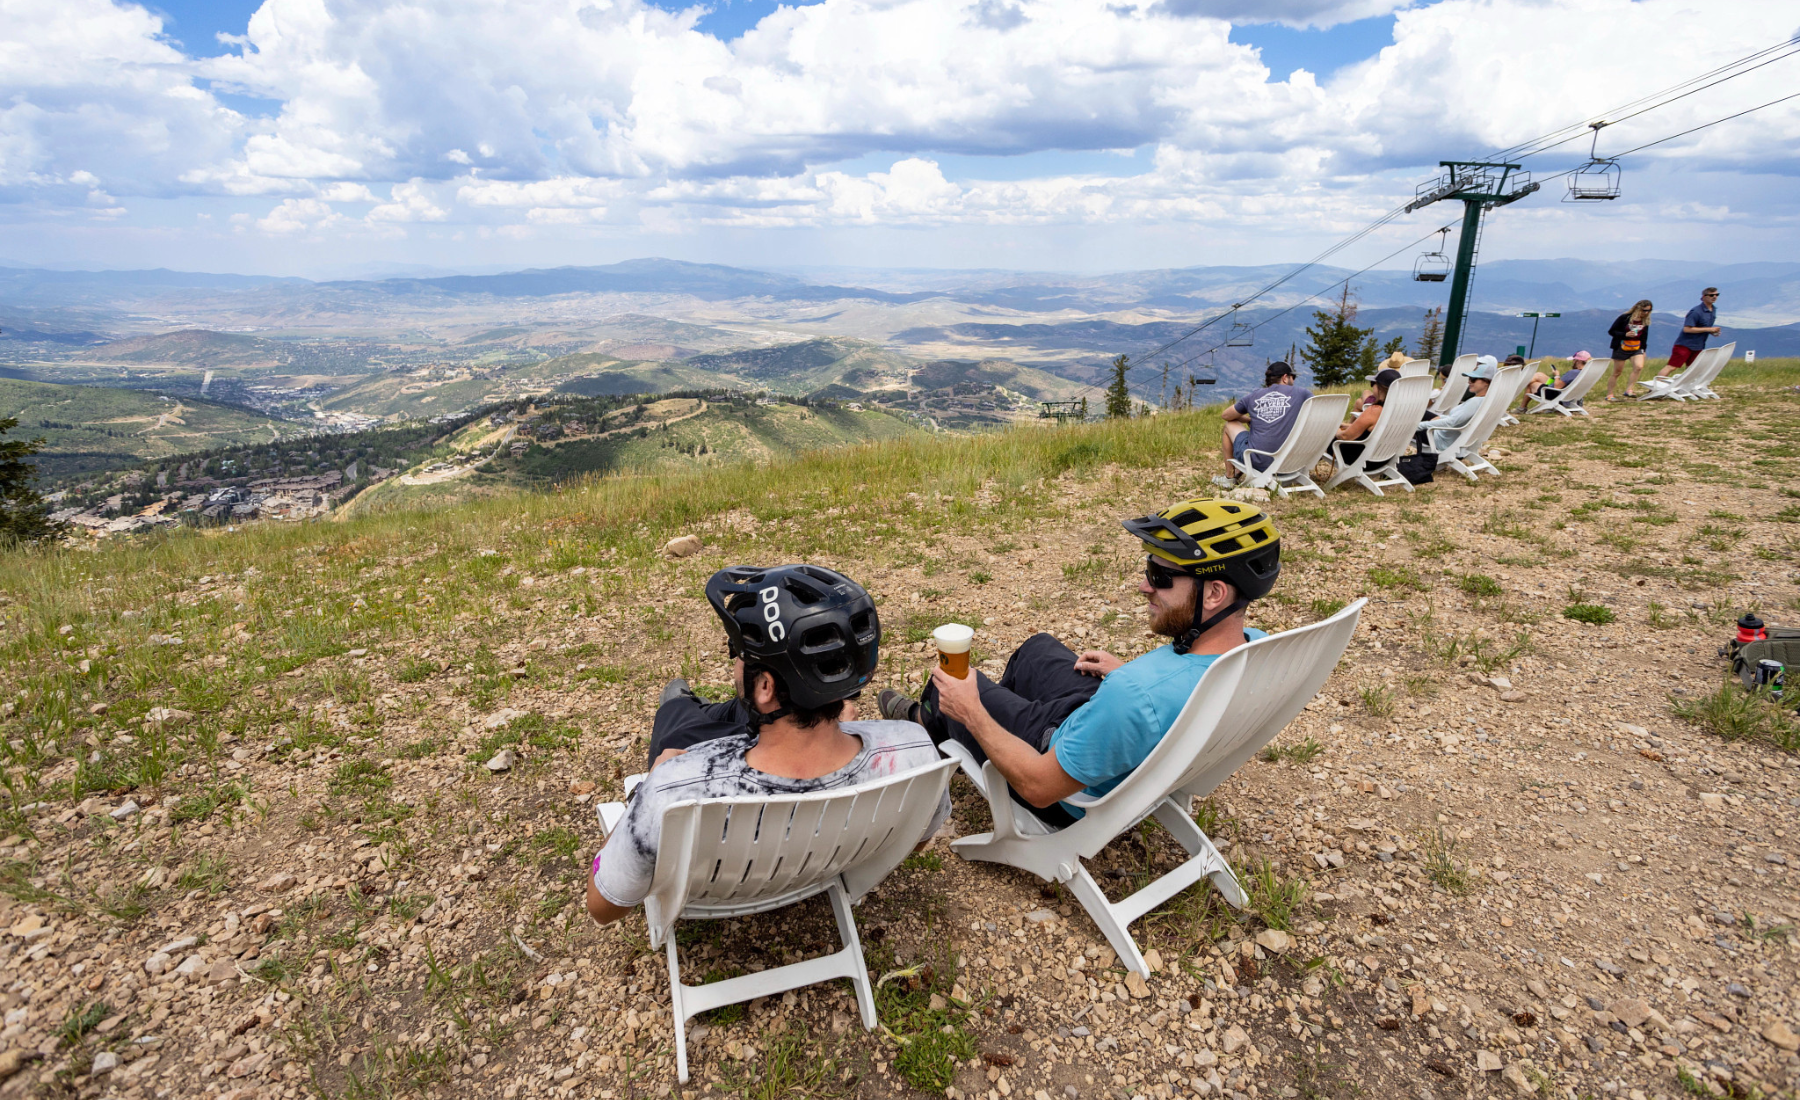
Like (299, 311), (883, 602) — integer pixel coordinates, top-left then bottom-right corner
(1475, 1051), (1502, 1073)
(1487, 676), (1513, 690)
(109, 800), (140, 821)
(1069, 1026), (1089, 1038)
(1222, 1026), (1250, 1053)
(483, 707), (528, 730)
(1142, 948), (1163, 973)
(1760, 1019), (1800, 1052)
(950, 983), (970, 1004)
(485, 750), (516, 773)
(1698, 792), (1725, 810)
(90, 1051), (119, 1075)
(1025, 909), (1056, 923)
(1502, 1064), (1533, 1097)
(664, 534), (702, 558)
(570, 780), (597, 796)
(257, 872), (297, 894)
(1611, 998), (1651, 1028)
(145, 706), (193, 726)
(1727, 983), (1751, 999)
(144, 952), (172, 975)
(929, 993), (947, 1011)
(1526, 980), (1549, 999)
(1124, 972), (1150, 999)
(1254, 929), (1292, 953)
(1594, 959), (1624, 977)
(1498, 691), (1525, 703)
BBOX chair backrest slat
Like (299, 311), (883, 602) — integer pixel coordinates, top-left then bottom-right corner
(1430, 354), (1476, 414)
(644, 759), (957, 944)
(1059, 601), (1364, 860)
(1358, 375), (1431, 464)
(1558, 357), (1610, 405)
(1268, 394), (1350, 477)
(1687, 342), (1734, 391)
(1398, 359), (1433, 377)
(1445, 365), (1523, 456)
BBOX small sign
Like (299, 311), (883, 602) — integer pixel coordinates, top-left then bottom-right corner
(1744, 350), (1755, 362)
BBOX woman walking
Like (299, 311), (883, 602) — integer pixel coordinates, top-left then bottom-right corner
(1606, 299), (1653, 400)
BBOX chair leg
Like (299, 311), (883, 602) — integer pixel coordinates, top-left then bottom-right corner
(666, 937), (692, 1084)
(828, 880), (878, 1030)
(1064, 863), (1150, 978)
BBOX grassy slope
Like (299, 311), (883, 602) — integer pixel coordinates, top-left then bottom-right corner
(0, 376), (301, 478)
(0, 375), (1797, 1100)
(336, 400), (927, 518)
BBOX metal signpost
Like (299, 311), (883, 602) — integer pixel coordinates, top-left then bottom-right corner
(1517, 311), (1561, 358)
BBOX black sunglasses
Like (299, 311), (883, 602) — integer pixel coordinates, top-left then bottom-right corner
(1144, 557), (1197, 589)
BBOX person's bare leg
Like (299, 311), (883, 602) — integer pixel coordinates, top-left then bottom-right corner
(1607, 359), (1626, 399)
(1220, 422), (1243, 477)
(1519, 372), (1547, 411)
(1624, 354), (1646, 395)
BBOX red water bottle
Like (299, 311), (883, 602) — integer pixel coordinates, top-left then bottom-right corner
(1737, 614), (1766, 645)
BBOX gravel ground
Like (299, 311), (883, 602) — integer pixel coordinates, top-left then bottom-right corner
(0, 396), (1796, 1100)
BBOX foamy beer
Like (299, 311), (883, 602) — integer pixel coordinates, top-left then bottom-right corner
(933, 623), (974, 679)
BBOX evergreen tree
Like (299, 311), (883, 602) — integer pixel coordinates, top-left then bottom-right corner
(1381, 335), (1408, 358)
(1300, 286), (1372, 389)
(1104, 354), (1132, 419)
(0, 417), (53, 545)
(1415, 307), (1445, 364)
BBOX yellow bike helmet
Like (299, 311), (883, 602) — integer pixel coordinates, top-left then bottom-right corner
(1121, 498), (1281, 652)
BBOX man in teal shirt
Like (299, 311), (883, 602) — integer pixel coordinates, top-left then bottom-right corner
(882, 498), (1282, 824)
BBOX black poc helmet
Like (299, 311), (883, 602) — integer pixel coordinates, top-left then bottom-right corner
(705, 564), (880, 710)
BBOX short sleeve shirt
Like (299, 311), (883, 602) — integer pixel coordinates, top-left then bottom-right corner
(1233, 384), (1311, 460)
(1675, 304), (1716, 351)
(593, 720), (948, 908)
(1047, 629), (1267, 817)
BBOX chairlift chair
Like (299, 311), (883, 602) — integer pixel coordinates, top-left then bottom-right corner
(1566, 122), (1622, 202)
(1413, 228), (1451, 282)
(1225, 322), (1254, 347)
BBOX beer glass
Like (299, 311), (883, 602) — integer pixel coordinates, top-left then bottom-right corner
(932, 624), (974, 679)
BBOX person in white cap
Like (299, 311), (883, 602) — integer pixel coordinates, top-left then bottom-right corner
(1426, 356), (1496, 454)
(1515, 350), (1592, 412)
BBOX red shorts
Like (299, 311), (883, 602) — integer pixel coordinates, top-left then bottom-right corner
(1667, 344), (1700, 371)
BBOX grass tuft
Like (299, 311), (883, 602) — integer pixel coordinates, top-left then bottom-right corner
(1562, 603), (1616, 625)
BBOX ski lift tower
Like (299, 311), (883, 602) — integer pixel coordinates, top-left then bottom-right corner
(1404, 161), (1540, 366)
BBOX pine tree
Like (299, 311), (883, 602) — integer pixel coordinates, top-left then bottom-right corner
(1415, 307), (1445, 364)
(1381, 335), (1408, 358)
(0, 417), (52, 545)
(1104, 354), (1132, 419)
(1300, 286), (1372, 389)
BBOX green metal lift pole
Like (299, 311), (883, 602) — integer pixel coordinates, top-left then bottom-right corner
(1438, 198), (1485, 367)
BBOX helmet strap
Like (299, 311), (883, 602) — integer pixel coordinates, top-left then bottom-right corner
(746, 704), (793, 734)
(1173, 595), (1249, 656)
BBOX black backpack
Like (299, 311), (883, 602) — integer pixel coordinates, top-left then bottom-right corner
(1396, 452), (1437, 485)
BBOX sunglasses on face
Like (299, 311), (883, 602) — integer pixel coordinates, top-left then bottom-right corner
(1144, 557), (1196, 589)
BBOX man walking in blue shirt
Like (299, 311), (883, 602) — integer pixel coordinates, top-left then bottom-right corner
(878, 499), (1281, 825)
(1656, 287), (1721, 381)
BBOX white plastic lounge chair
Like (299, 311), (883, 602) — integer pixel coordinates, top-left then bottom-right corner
(1637, 342), (1731, 402)
(1323, 374), (1431, 496)
(1399, 358), (1434, 378)
(1494, 361), (1538, 427)
(1525, 357), (1608, 417)
(1682, 342), (1734, 400)
(1433, 364), (1523, 481)
(596, 758), (959, 1083)
(939, 600), (1365, 978)
(1429, 354), (1477, 415)
(1228, 393), (1349, 498)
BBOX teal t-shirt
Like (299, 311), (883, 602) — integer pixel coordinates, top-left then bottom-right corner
(1048, 629), (1266, 817)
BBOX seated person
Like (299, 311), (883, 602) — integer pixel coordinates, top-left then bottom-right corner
(879, 499), (1279, 825)
(1335, 367), (1398, 466)
(1216, 363), (1310, 488)
(1517, 350), (1591, 410)
(586, 564), (947, 926)
(1425, 358), (1496, 454)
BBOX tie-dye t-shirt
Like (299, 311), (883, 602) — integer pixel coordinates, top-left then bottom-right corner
(592, 720), (948, 908)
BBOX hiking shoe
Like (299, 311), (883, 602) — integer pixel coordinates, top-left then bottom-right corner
(658, 677), (697, 706)
(878, 689), (920, 724)
(1210, 475), (1237, 490)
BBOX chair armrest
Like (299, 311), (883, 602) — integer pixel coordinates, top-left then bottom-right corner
(936, 740), (990, 798)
